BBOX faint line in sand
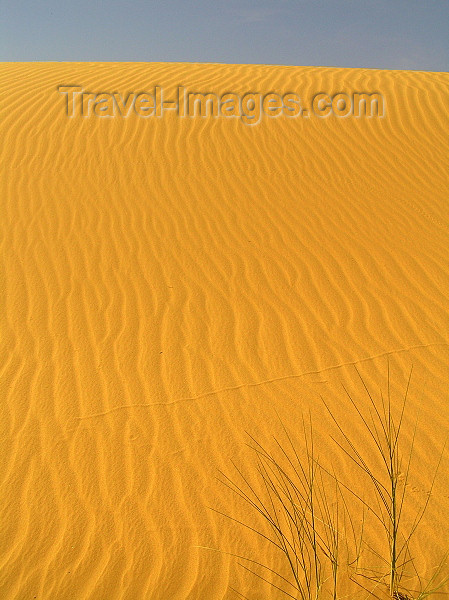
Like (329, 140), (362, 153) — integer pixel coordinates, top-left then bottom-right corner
(75, 341), (448, 421)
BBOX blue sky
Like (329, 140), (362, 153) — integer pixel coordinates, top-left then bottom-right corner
(1, 1), (448, 71)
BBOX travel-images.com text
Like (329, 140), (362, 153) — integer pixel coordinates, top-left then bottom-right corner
(58, 86), (385, 124)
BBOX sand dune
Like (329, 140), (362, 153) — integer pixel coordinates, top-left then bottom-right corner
(0, 62), (448, 599)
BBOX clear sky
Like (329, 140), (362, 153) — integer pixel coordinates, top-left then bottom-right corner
(1, 1), (448, 71)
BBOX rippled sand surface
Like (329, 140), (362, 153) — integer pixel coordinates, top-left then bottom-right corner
(1, 63), (448, 599)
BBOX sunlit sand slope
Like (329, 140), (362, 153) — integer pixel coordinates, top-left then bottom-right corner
(0, 62), (448, 599)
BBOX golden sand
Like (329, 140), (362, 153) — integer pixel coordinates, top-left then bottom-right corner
(0, 63), (448, 599)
